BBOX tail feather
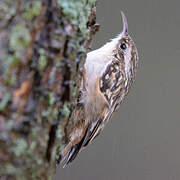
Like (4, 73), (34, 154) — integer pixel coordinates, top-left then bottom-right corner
(64, 143), (81, 167)
(65, 119), (102, 166)
(58, 125), (88, 167)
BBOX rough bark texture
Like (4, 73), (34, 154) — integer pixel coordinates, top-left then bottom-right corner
(0, 0), (98, 179)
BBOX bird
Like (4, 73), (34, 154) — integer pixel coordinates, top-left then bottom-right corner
(57, 11), (139, 167)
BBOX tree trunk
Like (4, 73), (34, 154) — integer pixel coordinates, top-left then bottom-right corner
(0, 0), (98, 179)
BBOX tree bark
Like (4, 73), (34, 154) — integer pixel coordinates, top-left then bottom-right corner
(0, 0), (98, 179)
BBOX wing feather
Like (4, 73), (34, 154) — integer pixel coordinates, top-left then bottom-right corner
(100, 59), (126, 111)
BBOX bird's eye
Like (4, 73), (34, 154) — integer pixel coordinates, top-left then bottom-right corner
(120, 43), (127, 50)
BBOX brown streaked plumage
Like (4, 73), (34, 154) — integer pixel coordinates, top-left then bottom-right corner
(57, 11), (139, 167)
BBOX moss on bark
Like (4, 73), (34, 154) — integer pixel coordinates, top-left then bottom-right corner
(0, 0), (98, 179)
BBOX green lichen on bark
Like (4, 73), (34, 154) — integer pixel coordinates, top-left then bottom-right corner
(0, 0), (98, 179)
(58, 0), (96, 36)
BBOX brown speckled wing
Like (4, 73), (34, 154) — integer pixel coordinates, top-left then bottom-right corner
(100, 59), (126, 111)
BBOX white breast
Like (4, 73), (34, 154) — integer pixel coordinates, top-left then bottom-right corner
(85, 50), (108, 88)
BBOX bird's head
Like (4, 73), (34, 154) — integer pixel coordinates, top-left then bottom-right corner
(113, 12), (138, 87)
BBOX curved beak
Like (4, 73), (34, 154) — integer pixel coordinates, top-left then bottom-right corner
(121, 11), (128, 35)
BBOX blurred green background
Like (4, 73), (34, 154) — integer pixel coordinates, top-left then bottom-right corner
(54, 0), (180, 179)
